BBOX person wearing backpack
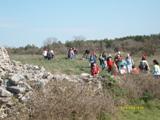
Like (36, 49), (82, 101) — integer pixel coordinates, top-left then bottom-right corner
(152, 59), (160, 79)
(99, 51), (107, 70)
(139, 56), (150, 73)
(47, 50), (53, 60)
(89, 51), (97, 64)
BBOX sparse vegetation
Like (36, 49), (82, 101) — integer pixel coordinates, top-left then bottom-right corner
(8, 52), (160, 120)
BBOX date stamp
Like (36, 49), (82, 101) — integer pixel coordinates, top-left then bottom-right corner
(119, 105), (144, 110)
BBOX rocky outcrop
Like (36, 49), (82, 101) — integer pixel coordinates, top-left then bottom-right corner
(0, 47), (103, 119)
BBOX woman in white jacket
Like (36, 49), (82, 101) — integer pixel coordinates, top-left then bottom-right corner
(152, 59), (160, 79)
(126, 53), (134, 73)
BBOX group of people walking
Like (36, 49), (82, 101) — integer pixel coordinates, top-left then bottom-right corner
(87, 50), (160, 79)
(42, 47), (160, 79)
(42, 48), (55, 60)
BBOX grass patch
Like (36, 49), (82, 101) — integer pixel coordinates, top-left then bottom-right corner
(10, 54), (90, 75)
(9, 53), (160, 120)
(118, 99), (160, 120)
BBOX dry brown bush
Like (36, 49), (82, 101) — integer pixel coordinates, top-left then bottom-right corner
(4, 74), (160, 120)
(26, 80), (115, 120)
(120, 74), (160, 101)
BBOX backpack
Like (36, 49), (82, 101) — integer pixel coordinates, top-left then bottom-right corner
(90, 55), (96, 63)
(139, 61), (148, 70)
(47, 52), (53, 60)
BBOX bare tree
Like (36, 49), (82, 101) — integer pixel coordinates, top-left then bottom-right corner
(73, 35), (86, 41)
(43, 37), (58, 47)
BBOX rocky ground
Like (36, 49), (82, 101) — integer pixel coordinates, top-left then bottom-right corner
(0, 47), (103, 119)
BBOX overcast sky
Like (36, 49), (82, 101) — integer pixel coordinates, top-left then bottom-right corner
(0, 0), (160, 47)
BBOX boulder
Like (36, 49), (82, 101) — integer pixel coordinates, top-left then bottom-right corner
(7, 86), (26, 94)
(18, 81), (32, 91)
(80, 73), (91, 77)
(7, 74), (26, 86)
(34, 79), (49, 89)
(0, 87), (12, 97)
(0, 97), (12, 104)
(18, 91), (32, 102)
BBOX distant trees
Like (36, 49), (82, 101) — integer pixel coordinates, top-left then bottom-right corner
(7, 34), (160, 55)
(43, 37), (67, 54)
(73, 35), (86, 41)
(43, 37), (58, 48)
(7, 44), (40, 55)
(65, 35), (86, 49)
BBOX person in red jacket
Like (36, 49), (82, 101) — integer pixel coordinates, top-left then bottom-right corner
(107, 56), (114, 73)
(91, 63), (100, 77)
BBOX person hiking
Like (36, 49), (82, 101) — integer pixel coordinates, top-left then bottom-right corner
(47, 50), (53, 60)
(131, 65), (140, 75)
(70, 48), (75, 59)
(42, 48), (48, 59)
(73, 48), (78, 58)
(114, 53), (122, 70)
(139, 56), (150, 73)
(114, 53), (126, 74)
(152, 59), (160, 79)
(68, 48), (75, 59)
(50, 49), (55, 59)
(91, 63), (100, 77)
(99, 51), (107, 70)
(89, 51), (97, 64)
(82, 49), (90, 60)
(125, 53), (134, 73)
(67, 48), (71, 59)
(106, 55), (114, 73)
(119, 64), (127, 75)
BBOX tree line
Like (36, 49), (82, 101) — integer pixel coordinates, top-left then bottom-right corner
(7, 33), (160, 55)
